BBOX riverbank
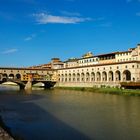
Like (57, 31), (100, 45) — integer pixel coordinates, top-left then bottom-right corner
(0, 116), (14, 140)
(55, 87), (140, 96)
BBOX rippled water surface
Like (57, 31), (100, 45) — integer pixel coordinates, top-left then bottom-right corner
(0, 85), (140, 140)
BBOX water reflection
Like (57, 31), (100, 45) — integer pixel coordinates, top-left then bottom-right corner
(0, 86), (140, 140)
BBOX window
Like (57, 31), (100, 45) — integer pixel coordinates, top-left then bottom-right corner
(132, 65), (135, 68)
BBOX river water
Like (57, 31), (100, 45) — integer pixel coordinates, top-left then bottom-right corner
(0, 85), (140, 140)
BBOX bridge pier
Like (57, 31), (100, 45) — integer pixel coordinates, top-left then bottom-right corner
(25, 81), (32, 90)
(19, 84), (25, 90)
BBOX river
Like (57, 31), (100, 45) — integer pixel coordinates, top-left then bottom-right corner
(0, 85), (140, 140)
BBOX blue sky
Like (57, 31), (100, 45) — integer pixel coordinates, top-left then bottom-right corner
(0, 0), (140, 67)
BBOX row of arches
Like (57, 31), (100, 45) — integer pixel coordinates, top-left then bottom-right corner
(0, 73), (21, 80)
(59, 70), (131, 83)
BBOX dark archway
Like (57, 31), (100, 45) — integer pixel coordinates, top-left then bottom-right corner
(102, 71), (107, 81)
(65, 74), (68, 82)
(3, 73), (8, 78)
(9, 74), (14, 79)
(61, 74), (64, 82)
(86, 72), (90, 82)
(115, 70), (121, 81)
(73, 73), (76, 82)
(108, 71), (114, 81)
(68, 74), (71, 82)
(123, 70), (131, 81)
(91, 72), (95, 81)
(81, 73), (85, 82)
(77, 73), (80, 82)
(96, 72), (101, 81)
(16, 73), (21, 79)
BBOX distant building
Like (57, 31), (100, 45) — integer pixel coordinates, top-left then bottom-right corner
(51, 58), (64, 69)
(64, 58), (79, 68)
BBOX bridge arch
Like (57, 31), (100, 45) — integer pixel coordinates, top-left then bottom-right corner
(3, 73), (8, 78)
(9, 74), (14, 79)
(2, 73), (8, 82)
(16, 73), (21, 79)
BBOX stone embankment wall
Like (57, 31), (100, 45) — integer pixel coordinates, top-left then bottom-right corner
(0, 127), (14, 140)
(0, 117), (14, 140)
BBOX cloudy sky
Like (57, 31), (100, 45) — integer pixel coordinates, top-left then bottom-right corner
(0, 0), (140, 67)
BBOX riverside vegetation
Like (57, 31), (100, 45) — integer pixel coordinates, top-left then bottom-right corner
(55, 86), (140, 96)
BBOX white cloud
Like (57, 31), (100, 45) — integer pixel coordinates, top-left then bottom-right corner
(2, 49), (18, 54)
(24, 34), (36, 41)
(33, 13), (91, 24)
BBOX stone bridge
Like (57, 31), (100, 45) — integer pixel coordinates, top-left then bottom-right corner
(0, 67), (57, 90)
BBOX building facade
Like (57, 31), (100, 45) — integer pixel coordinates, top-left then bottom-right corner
(56, 44), (140, 87)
